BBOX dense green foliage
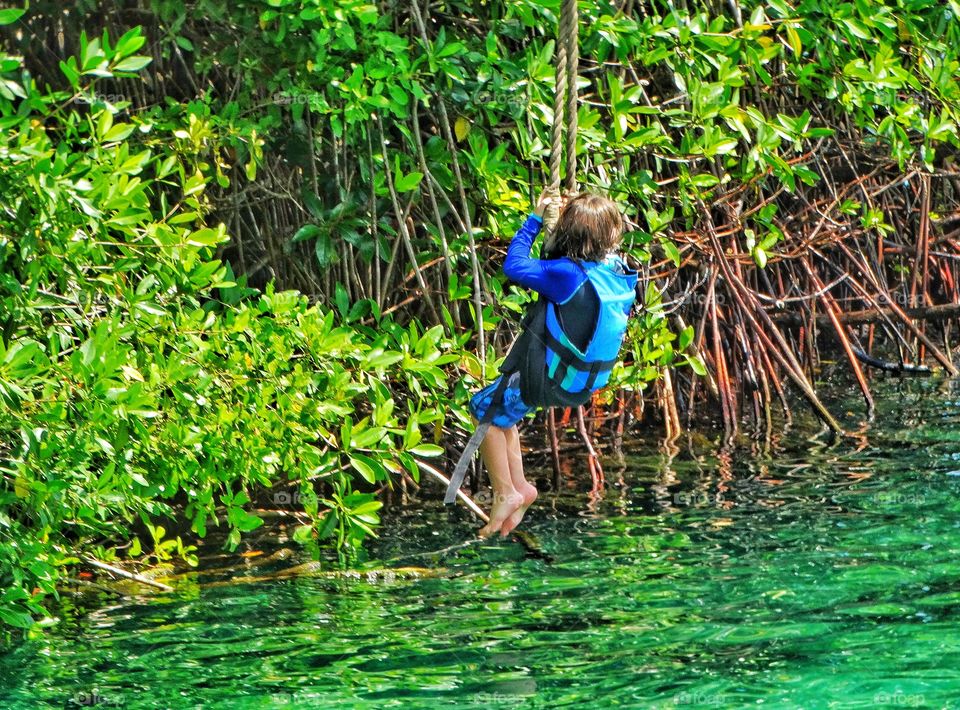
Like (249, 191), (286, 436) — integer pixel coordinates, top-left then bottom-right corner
(2, 0), (960, 635)
(0, 19), (473, 633)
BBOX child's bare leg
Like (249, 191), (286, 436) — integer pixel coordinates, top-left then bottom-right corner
(500, 425), (537, 536)
(477, 425), (524, 538)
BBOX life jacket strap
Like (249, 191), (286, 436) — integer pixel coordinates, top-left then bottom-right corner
(443, 421), (491, 504)
(583, 359), (608, 392)
(543, 327), (618, 384)
(443, 371), (513, 504)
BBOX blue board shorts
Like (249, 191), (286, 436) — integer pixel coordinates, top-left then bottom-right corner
(468, 371), (534, 428)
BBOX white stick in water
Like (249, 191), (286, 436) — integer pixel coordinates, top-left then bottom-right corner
(83, 557), (174, 592)
(416, 460), (490, 523)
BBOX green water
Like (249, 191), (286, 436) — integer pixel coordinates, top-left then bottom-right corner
(3, 378), (960, 709)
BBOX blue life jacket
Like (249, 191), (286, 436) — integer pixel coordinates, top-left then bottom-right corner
(444, 255), (637, 504)
(510, 256), (638, 408)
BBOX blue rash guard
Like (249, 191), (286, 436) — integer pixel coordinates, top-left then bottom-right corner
(502, 214), (585, 304)
(469, 214), (630, 427)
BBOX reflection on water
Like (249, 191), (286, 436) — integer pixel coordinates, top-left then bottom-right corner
(3, 377), (960, 708)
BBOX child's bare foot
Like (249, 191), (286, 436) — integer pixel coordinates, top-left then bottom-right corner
(500, 482), (537, 536)
(478, 489), (524, 538)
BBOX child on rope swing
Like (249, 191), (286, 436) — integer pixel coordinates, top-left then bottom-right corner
(460, 189), (639, 538)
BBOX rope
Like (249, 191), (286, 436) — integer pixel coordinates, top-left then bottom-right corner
(562, 0), (579, 195)
(545, 0), (580, 232)
(547, 17), (567, 193)
(448, 0), (581, 505)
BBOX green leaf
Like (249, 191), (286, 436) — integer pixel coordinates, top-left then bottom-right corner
(134, 301), (168, 317)
(437, 41), (465, 59)
(0, 8), (25, 25)
(113, 56), (152, 73)
(0, 605), (35, 629)
(4, 340), (40, 371)
(59, 58), (80, 86)
(350, 453), (386, 483)
(292, 224), (321, 243)
(660, 238), (681, 268)
(130, 472), (149, 486)
(185, 227), (225, 247)
(103, 123), (135, 143)
(234, 511), (264, 532)
(394, 170), (424, 193)
(759, 232), (780, 251)
(80, 34), (104, 72)
(183, 171), (207, 196)
(753, 247), (768, 269)
(408, 444), (443, 457)
(710, 138), (739, 156)
(292, 525), (314, 544)
(690, 173), (719, 188)
(314, 232), (337, 267)
(316, 512), (338, 540)
(115, 27), (147, 57)
(785, 25), (802, 57)
(688, 355), (708, 376)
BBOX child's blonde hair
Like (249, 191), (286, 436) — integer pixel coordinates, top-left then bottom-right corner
(549, 193), (624, 261)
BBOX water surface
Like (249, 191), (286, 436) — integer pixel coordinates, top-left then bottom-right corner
(2, 378), (960, 708)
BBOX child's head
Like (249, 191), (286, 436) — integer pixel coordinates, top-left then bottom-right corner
(548, 193), (624, 261)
